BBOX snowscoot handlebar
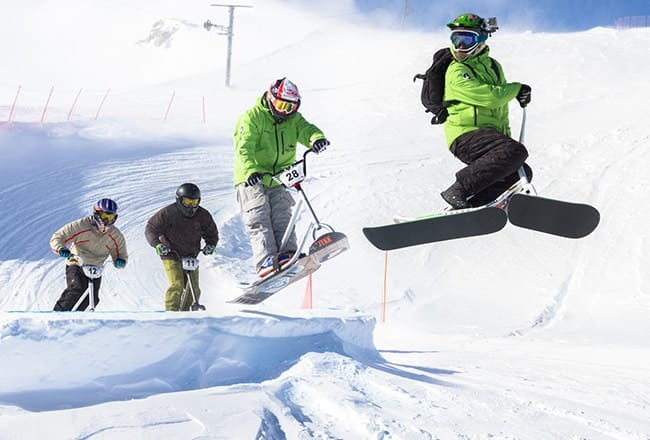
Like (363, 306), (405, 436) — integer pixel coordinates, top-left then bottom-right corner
(167, 250), (201, 271)
(245, 149), (313, 188)
(65, 254), (105, 279)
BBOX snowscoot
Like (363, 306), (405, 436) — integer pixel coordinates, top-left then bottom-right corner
(71, 259), (104, 312)
(169, 250), (206, 312)
(272, 150), (349, 265)
(229, 150), (349, 305)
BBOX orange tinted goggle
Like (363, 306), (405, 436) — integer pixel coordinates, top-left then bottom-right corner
(271, 97), (298, 115)
(97, 212), (117, 224)
(181, 197), (200, 208)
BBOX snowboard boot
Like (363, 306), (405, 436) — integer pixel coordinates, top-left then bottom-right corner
(441, 181), (471, 209)
(257, 252), (293, 278)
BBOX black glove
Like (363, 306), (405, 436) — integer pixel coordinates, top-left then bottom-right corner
(114, 258), (126, 268)
(516, 84), (532, 108)
(311, 138), (329, 154)
(246, 172), (263, 186)
(427, 105), (448, 125)
(155, 243), (171, 256)
(58, 247), (71, 258)
(202, 244), (216, 255)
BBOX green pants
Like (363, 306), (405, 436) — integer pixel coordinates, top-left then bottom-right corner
(162, 259), (201, 311)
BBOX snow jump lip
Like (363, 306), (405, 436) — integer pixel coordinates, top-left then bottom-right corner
(0, 313), (379, 411)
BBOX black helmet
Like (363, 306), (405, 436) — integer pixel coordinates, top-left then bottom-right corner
(175, 183), (201, 217)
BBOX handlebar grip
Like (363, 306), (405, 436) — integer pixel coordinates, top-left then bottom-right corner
(243, 150), (313, 187)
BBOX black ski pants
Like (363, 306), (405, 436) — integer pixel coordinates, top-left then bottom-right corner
(53, 265), (102, 311)
(450, 127), (533, 207)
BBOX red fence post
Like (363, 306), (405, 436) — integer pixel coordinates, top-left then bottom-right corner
(94, 88), (111, 121)
(40, 86), (54, 124)
(301, 274), (313, 309)
(67, 88), (83, 121)
(382, 251), (388, 324)
(163, 91), (175, 122)
(8, 85), (21, 123)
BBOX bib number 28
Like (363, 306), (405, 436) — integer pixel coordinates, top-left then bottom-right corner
(279, 162), (306, 186)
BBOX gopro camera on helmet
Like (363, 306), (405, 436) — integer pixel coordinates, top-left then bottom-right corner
(482, 17), (499, 34)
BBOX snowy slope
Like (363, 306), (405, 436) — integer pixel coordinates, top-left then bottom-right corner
(1, 1), (650, 438)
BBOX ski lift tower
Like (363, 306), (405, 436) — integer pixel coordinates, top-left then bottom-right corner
(205, 3), (252, 87)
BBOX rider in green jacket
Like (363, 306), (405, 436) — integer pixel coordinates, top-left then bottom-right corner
(234, 78), (329, 277)
(443, 47), (520, 147)
(440, 13), (533, 209)
(234, 90), (326, 188)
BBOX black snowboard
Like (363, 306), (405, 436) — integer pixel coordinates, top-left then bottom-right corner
(362, 207), (508, 251)
(507, 193), (600, 239)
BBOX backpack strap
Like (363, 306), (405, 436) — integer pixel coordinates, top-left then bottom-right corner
(490, 57), (502, 82)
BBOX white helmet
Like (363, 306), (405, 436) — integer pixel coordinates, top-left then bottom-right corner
(266, 78), (301, 121)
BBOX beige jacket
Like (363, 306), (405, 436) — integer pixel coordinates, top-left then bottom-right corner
(50, 216), (128, 267)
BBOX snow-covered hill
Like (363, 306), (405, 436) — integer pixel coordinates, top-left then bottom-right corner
(1, 1), (649, 438)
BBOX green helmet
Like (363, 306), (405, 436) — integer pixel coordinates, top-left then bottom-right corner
(447, 13), (483, 30)
(447, 13), (499, 62)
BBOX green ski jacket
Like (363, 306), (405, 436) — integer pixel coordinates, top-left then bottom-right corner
(233, 95), (326, 187)
(443, 47), (521, 147)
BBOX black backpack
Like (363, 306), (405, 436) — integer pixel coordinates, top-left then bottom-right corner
(414, 47), (503, 125)
(413, 47), (456, 125)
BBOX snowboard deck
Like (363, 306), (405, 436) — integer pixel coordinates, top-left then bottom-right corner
(363, 206), (508, 251)
(229, 231), (350, 305)
(507, 193), (600, 239)
(228, 255), (321, 305)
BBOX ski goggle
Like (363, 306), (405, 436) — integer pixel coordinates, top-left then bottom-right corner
(96, 211), (117, 225)
(269, 95), (299, 115)
(181, 197), (200, 208)
(450, 30), (487, 52)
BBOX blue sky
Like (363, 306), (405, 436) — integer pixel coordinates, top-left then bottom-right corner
(354, 0), (650, 31)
